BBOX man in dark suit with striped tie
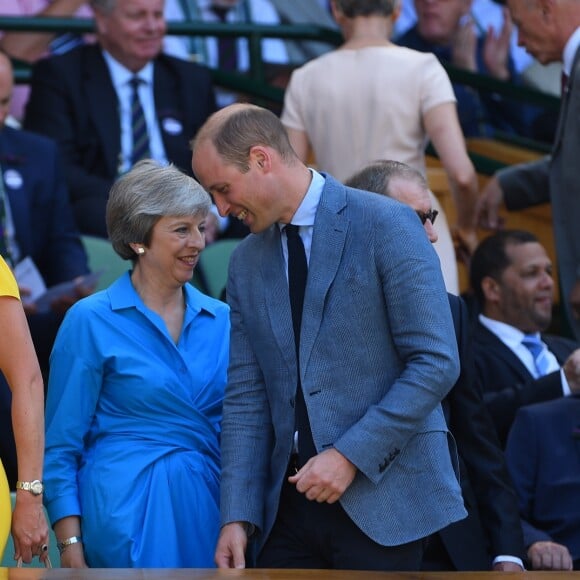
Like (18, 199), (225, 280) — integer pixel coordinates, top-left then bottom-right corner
(24, 0), (216, 238)
(469, 230), (580, 448)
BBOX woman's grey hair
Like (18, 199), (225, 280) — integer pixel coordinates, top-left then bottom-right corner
(106, 160), (211, 261)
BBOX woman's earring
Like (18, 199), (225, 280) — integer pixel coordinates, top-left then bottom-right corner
(136, 247), (145, 255)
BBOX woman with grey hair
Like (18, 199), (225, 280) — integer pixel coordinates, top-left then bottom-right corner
(43, 160), (230, 568)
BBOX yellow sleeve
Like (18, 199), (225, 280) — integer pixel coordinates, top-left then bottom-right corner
(0, 256), (19, 299)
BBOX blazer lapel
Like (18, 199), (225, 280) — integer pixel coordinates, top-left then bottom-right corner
(261, 226), (297, 373)
(477, 323), (533, 379)
(300, 179), (348, 377)
(84, 47), (122, 177)
(553, 46), (580, 153)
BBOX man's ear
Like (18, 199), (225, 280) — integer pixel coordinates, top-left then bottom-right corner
(538, 0), (555, 20)
(249, 145), (270, 171)
(481, 276), (501, 304)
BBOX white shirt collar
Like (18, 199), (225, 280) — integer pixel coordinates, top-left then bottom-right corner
(288, 169), (323, 227)
(101, 50), (154, 90)
(478, 313), (534, 350)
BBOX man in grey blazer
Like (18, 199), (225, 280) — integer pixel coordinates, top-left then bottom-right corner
(191, 103), (466, 570)
(477, 0), (580, 341)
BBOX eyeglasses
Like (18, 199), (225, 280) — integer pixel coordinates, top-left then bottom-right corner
(416, 209), (438, 225)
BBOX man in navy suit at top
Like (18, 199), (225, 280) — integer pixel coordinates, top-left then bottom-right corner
(24, 0), (217, 238)
(0, 50), (90, 488)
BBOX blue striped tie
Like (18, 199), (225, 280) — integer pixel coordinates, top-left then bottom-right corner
(130, 76), (151, 166)
(522, 334), (550, 377)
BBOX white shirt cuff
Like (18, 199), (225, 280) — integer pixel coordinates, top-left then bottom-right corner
(561, 368), (572, 396)
(492, 555), (525, 569)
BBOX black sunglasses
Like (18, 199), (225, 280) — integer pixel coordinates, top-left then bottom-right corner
(416, 209), (439, 225)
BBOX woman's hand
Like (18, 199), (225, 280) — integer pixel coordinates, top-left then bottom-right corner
(11, 493), (49, 564)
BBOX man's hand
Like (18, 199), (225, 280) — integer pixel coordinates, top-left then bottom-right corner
(288, 448), (356, 504)
(527, 541), (573, 570)
(483, 8), (512, 80)
(477, 176), (505, 230)
(214, 522), (248, 569)
(569, 279), (580, 322)
(452, 225), (479, 266)
(562, 349), (580, 393)
(50, 276), (95, 315)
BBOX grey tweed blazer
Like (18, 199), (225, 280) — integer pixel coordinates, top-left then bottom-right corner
(220, 174), (466, 549)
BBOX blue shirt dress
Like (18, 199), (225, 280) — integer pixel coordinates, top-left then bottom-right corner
(44, 272), (230, 567)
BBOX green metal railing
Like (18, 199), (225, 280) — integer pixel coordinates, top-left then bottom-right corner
(0, 15), (341, 99)
(0, 15), (558, 171)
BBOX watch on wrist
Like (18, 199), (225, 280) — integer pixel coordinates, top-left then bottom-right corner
(15, 479), (44, 495)
(57, 536), (82, 555)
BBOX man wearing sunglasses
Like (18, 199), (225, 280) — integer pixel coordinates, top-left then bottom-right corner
(346, 159), (525, 573)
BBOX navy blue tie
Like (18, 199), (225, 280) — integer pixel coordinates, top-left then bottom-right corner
(129, 76), (151, 166)
(286, 225), (316, 465)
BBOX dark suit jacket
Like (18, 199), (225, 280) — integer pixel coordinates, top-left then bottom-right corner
(0, 126), (89, 285)
(472, 319), (577, 446)
(0, 125), (89, 488)
(432, 295), (524, 570)
(505, 395), (580, 567)
(24, 44), (216, 237)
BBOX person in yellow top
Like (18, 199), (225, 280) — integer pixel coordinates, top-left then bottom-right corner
(0, 256), (49, 564)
